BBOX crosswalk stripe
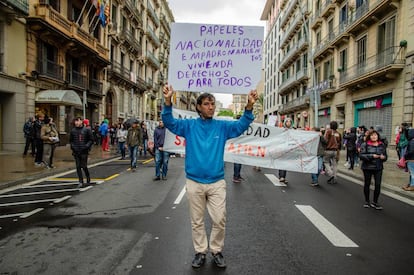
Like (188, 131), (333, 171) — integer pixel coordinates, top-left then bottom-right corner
(296, 205), (358, 248)
(174, 186), (186, 205)
(265, 174), (287, 187)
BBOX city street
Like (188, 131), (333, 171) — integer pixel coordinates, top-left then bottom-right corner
(0, 157), (412, 274)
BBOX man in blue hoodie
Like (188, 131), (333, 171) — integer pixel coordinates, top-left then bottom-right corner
(162, 85), (258, 269)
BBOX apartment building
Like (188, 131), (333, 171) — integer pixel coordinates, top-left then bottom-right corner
(0, 0), (28, 151)
(107, 0), (173, 124)
(0, 0), (174, 151)
(262, 0), (414, 143)
(26, 0), (110, 145)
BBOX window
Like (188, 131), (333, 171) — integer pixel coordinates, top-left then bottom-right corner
(328, 19), (334, 39)
(339, 48), (347, 72)
(378, 16), (395, 52)
(339, 4), (348, 30)
(357, 36), (367, 65)
(323, 59), (332, 80)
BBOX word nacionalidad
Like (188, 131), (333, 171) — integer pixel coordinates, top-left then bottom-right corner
(175, 38), (262, 51)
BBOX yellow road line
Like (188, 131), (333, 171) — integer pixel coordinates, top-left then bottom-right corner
(143, 158), (154, 164)
(49, 178), (105, 181)
(105, 174), (120, 181)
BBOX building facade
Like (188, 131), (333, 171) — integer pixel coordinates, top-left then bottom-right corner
(262, 0), (414, 144)
(0, 0), (174, 151)
(0, 0), (28, 151)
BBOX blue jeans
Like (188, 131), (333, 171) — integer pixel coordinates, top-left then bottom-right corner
(311, 156), (324, 183)
(233, 163), (242, 178)
(118, 142), (125, 158)
(407, 161), (414, 187)
(129, 145), (138, 168)
(155, 148), (170, 177)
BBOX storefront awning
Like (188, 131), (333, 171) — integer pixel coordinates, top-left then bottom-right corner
(35, 90), (82, 107)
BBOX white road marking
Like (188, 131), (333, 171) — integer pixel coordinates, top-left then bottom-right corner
(0, 196), (71, 207)
(265, 174), (287, 187)
(296, 205), (358, 248)
(174, 186), (186, 205)
(0, 188), (80, 198)
(20, 208), (44, 218)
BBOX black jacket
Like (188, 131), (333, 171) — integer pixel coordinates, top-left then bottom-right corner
(70, 126), (93, 154)
(404, 129), (414, 161)
(359, 141), (387, 170)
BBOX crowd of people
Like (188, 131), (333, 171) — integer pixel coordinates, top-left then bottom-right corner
(21, 95), (413, 269)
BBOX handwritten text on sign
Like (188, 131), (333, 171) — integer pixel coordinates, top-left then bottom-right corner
(168, 23), (264, 94)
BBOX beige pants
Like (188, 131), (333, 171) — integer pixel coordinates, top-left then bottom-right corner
(186, 178), (226, 254)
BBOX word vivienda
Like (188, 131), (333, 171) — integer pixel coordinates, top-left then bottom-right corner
(199, 25), (244, 36)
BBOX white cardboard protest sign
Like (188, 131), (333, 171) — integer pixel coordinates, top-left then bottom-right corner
(168, 23), (264, 94)
(161, 109), (319, 174)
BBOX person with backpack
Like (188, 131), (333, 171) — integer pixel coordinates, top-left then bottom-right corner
(70, 117), (94, 188)
(323, 121), (342, 184)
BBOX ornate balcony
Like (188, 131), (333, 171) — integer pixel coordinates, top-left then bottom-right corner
(146, 51), (160, 69)
(147, 2), (160, 27)
(89, 79), (103, 97)
(279, 67), (309, 96)
(339, 46), (405, 90)
(1, 0), (28, 15)
(119, 29), (142, 56)
(123, 0), (143, 27)
(28, 3), (109, 63)
(37, 58), (64, 81)
(279, 94), (310, 114)
(146, 26), (161, 48)
(67, 70), (87, 89)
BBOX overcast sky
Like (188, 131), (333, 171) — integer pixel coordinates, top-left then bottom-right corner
(167, 0), (267, 107)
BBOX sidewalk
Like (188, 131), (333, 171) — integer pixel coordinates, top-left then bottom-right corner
(0, 145), (120, 190)
(0, 145), (413, 201)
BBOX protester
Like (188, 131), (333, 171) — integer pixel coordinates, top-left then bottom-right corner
(33, 113), (45, 166)
(40, 116), (59, 169)
(140, 121), (148, 157)
(310, 127), (327, 186)
(126, 119), (142, 172)
(233, 115), (243, 183)
(23, 116), (35, 157)
(99, 119), (110, 151)
(70, 117), (94, 188)
(278, 117), (294, 183)
(397, 123), (409, 160)
(343, 127), (357, 170)
(323, 121), (342, 184)
(359, 129), (387, 209)
(162, 84), (258, 268)
(403, 128), (414, 191)
(116, 123), (127, 160)
(153, 120), (170, 180)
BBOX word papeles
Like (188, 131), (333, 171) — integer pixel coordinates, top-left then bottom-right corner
(200, 25), (244, 36)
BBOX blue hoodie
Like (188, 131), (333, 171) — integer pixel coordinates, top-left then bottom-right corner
(162, 105), (254, 183)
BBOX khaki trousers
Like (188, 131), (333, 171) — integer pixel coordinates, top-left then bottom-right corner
(186, 179), (226, 254)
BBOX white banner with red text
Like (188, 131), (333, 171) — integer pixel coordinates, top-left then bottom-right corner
(154, 109), (319, 174)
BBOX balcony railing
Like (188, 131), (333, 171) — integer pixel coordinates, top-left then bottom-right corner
(146, 26), (161, 48)
(279, 37), (308, 69)
(279, 67), (309, 94)
(30, 4), (109, 60)
(280, 94), (309, 112)
(124, 0), (143, 26)
(280, 0), (298, 29)
(146, 2), (160, 27)
(5, 0), (29, 15)
(111, 60), (131, 80)
(146, 51), (160, 69)
(120, 29), (142, 54)
(38, 59), (63, 80)
(89, 79), (103, 96)
(67, 70), (87, 88)
(339, 46), (405, 84)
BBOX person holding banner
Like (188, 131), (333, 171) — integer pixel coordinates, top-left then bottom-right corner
(278, 117), (294, 183)
(162, 84), (258, 268)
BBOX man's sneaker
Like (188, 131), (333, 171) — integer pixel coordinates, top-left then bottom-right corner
(212, 252), (226, 268)
(310, 182), (319, 187)
(77, 182), (84, 189)
(363, 202), (370, 208)
(232, 177), (241, 183)
(191, 253), (206, 268)
(370, 202), (383, 210)
(153, 176), (161, 181)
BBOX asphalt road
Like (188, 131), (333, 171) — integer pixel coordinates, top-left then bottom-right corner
(0, 157), (412, 275)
